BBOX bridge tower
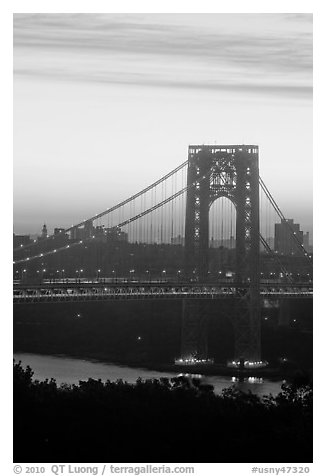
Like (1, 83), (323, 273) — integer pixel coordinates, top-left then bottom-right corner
(181, 145), (261, 363)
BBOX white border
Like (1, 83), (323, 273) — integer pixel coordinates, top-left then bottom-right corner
(2, 1), (322, 474)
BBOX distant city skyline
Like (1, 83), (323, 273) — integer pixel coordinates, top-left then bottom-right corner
(14, 220), (312, 249)
(14, 13), (312, 236)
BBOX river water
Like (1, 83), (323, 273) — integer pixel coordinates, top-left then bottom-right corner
(14, 352), (285, 397)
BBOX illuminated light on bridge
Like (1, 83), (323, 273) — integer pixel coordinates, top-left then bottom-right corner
(227, 360), (268, 369)
(248, 377), (263, 383)
(178, 373), (202, 379)
(232, 376), (263, 383)
(175, 358), (214, 365)
(12, 282), (312, 303)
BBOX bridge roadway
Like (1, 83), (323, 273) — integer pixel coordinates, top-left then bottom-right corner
(13, 280), (313, 303)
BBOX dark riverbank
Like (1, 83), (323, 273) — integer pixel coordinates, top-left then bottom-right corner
(14, 299), (313, 380)
(14, 360), (312, 463)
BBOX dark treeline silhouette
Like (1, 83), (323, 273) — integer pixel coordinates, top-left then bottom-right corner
(14, 361), (312, 463)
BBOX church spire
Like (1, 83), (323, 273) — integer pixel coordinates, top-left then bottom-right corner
(41, 223), (47, 239)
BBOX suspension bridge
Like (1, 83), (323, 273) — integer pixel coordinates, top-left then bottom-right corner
(13, 144), (313, 368)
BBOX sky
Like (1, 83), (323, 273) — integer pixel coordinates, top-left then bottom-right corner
(13, 13), (313, 236)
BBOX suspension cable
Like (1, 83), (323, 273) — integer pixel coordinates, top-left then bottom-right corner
(13, 171), (208, 265)
(14, 160), (188, 253)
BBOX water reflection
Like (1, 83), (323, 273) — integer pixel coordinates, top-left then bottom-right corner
(231, 376), (263, 384)
(14, 353), (283, 397)
(178, 372), (279, 396)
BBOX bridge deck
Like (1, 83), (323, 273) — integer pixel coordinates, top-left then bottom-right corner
(13, 281), (313, 303)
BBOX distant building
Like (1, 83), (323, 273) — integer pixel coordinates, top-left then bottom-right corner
(69, 221), (94, 241)
(54, 227), (66, 236)
(13, 233), (32, 248)
(41, 223), (48, 239)
(107, 226), (128, 242)
(93, 225), (107, 242)
(53, 227), (69, 246)
(84, 220), (94, 239)
(69, 224), (127, 242)
(70, 226), (87, 241)
(274, 219), (303, 256)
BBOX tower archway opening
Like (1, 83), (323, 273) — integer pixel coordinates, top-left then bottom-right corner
(208, 196), (236, 281)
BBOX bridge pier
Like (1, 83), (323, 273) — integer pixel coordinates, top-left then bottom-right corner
(180, 299), (210, 362)
(231, 293), (261, 363)
(179, 296), (262, 366)
(278, 299), (291, 327)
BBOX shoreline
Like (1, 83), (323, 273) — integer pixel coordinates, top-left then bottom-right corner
(14, 348), (312, 381)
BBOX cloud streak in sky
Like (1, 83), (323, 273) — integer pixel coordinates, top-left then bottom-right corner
(13, 13), (312, 98)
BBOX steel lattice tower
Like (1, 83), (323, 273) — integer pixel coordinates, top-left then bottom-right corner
(182, 145), (261, 363)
